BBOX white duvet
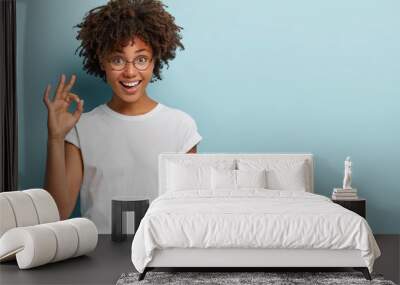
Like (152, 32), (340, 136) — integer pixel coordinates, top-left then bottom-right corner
(131, 189), (380, 273)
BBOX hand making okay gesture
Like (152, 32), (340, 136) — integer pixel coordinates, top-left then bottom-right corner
(43, 74), (84, 140)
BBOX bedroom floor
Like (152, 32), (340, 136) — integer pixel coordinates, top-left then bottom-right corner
(374, 235), (400, 284)
(0, 235), (398, 285)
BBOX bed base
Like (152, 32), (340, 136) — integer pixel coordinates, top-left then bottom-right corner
(138, 248), (372, 281)
(354, 267), (372, 280)
(138, 267), (371, 281)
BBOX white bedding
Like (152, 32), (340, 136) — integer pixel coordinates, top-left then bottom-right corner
(131, 189), (380, 273)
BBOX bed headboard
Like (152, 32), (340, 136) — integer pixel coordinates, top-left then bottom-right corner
(158, 153), (314, 195)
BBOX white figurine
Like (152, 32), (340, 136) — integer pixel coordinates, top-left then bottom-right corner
(342, 156), (352, 190)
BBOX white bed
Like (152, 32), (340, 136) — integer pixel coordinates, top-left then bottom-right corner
(131, 153), (380, 280)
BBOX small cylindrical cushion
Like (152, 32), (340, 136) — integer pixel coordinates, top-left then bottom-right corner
(67, 218), (98, 257)
(0, 226), (57, 269)
(42, 221), (79, 262)
(0, 192), (39, 227)
(0, 196), (17, 237)
(24, 189), (60, 223)
(0, 218), (98, 269)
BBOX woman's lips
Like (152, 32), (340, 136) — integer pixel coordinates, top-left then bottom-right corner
(119, 80), (141, 94)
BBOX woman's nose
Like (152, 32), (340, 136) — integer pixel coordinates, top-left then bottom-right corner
(123, 62), (138, 77)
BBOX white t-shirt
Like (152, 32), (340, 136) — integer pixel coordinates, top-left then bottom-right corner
(65, 103), (202, 233)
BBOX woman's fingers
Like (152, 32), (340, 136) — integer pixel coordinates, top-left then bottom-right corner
(65, 93), (80, 104)
(55, 74), (66, 99)
(63, 74), (76, 95)
(43, 84), (52, 108)
(72, 98), (84, 121)
(65, 93), (84, 120)
(45, 75), (80, 113)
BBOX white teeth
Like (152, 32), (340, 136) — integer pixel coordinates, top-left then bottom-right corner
(122, 81), (140, 87)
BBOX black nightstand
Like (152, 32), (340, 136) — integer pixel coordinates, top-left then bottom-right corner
(111, 196), (149, 242)
(332, 198), (366, 218)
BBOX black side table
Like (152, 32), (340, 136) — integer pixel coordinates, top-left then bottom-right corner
(332, 198), (366, 218)
(112, 196), (149, 242)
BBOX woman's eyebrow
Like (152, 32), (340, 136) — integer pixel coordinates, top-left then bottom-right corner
(113, 48), (150, 54)
(134, 48), (149, 53)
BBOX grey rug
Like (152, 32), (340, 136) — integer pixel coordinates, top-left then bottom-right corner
(116, 271), (396, 285)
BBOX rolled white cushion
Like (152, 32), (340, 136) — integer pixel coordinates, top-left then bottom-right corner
(0, 196), (17, 237)
(66, 218), (98, 257)
(0, 191), (39, 227)
(0, 218), (98, 269)
(0, 226), (57, 269)
(24, 189), (59, 223)
(42, 221), (79, 262)
(0, 189), (59, 239)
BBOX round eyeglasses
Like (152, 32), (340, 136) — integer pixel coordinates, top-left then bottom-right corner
(107, 55), (153, 71)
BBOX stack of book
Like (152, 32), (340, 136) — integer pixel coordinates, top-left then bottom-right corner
(332, 188), (358, 200)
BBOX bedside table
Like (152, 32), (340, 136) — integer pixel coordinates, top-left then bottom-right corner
(111, 196), (149, 242)
(332, 198), (366, 218)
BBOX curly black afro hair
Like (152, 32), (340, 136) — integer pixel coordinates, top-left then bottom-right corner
(75, 0), (184, 82)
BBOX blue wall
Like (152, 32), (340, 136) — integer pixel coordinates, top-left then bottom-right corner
(17, 0), (400, 233)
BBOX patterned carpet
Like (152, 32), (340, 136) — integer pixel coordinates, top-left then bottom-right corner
(116, 271), (396, 285)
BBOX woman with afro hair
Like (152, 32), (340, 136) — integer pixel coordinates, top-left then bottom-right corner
(43, 0), (202, 233)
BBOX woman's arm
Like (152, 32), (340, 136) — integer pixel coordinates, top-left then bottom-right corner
(43, 74), (84, 219)
(44, 141), (83, 219)
(187, 145), (197, 154)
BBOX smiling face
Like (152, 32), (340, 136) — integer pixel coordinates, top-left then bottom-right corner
(100, 37), (154, 105)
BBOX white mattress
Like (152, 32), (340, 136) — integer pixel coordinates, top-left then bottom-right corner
(131, 189), (380, 273)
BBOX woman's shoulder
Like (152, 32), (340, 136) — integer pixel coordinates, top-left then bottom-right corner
(160, 104), (196, 123)
(81, 104), (106, 118)
(75, 104), (107, 127)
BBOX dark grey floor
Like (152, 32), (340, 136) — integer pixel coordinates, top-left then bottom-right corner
(0, 235), (134, 285)
(374, 235), (400, 284)
(0, 235), (398, 285)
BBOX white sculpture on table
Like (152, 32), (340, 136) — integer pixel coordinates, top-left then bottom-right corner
(342, 156), (352, 190)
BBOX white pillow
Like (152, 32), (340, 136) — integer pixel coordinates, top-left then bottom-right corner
(167, 163), (212, 191)
(237, 159), (308, 191)
(211, 169), (268, 190)
(237, 169), (267, 188)
(166, 159), (236, 192)
(211, 168), (236, 190)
